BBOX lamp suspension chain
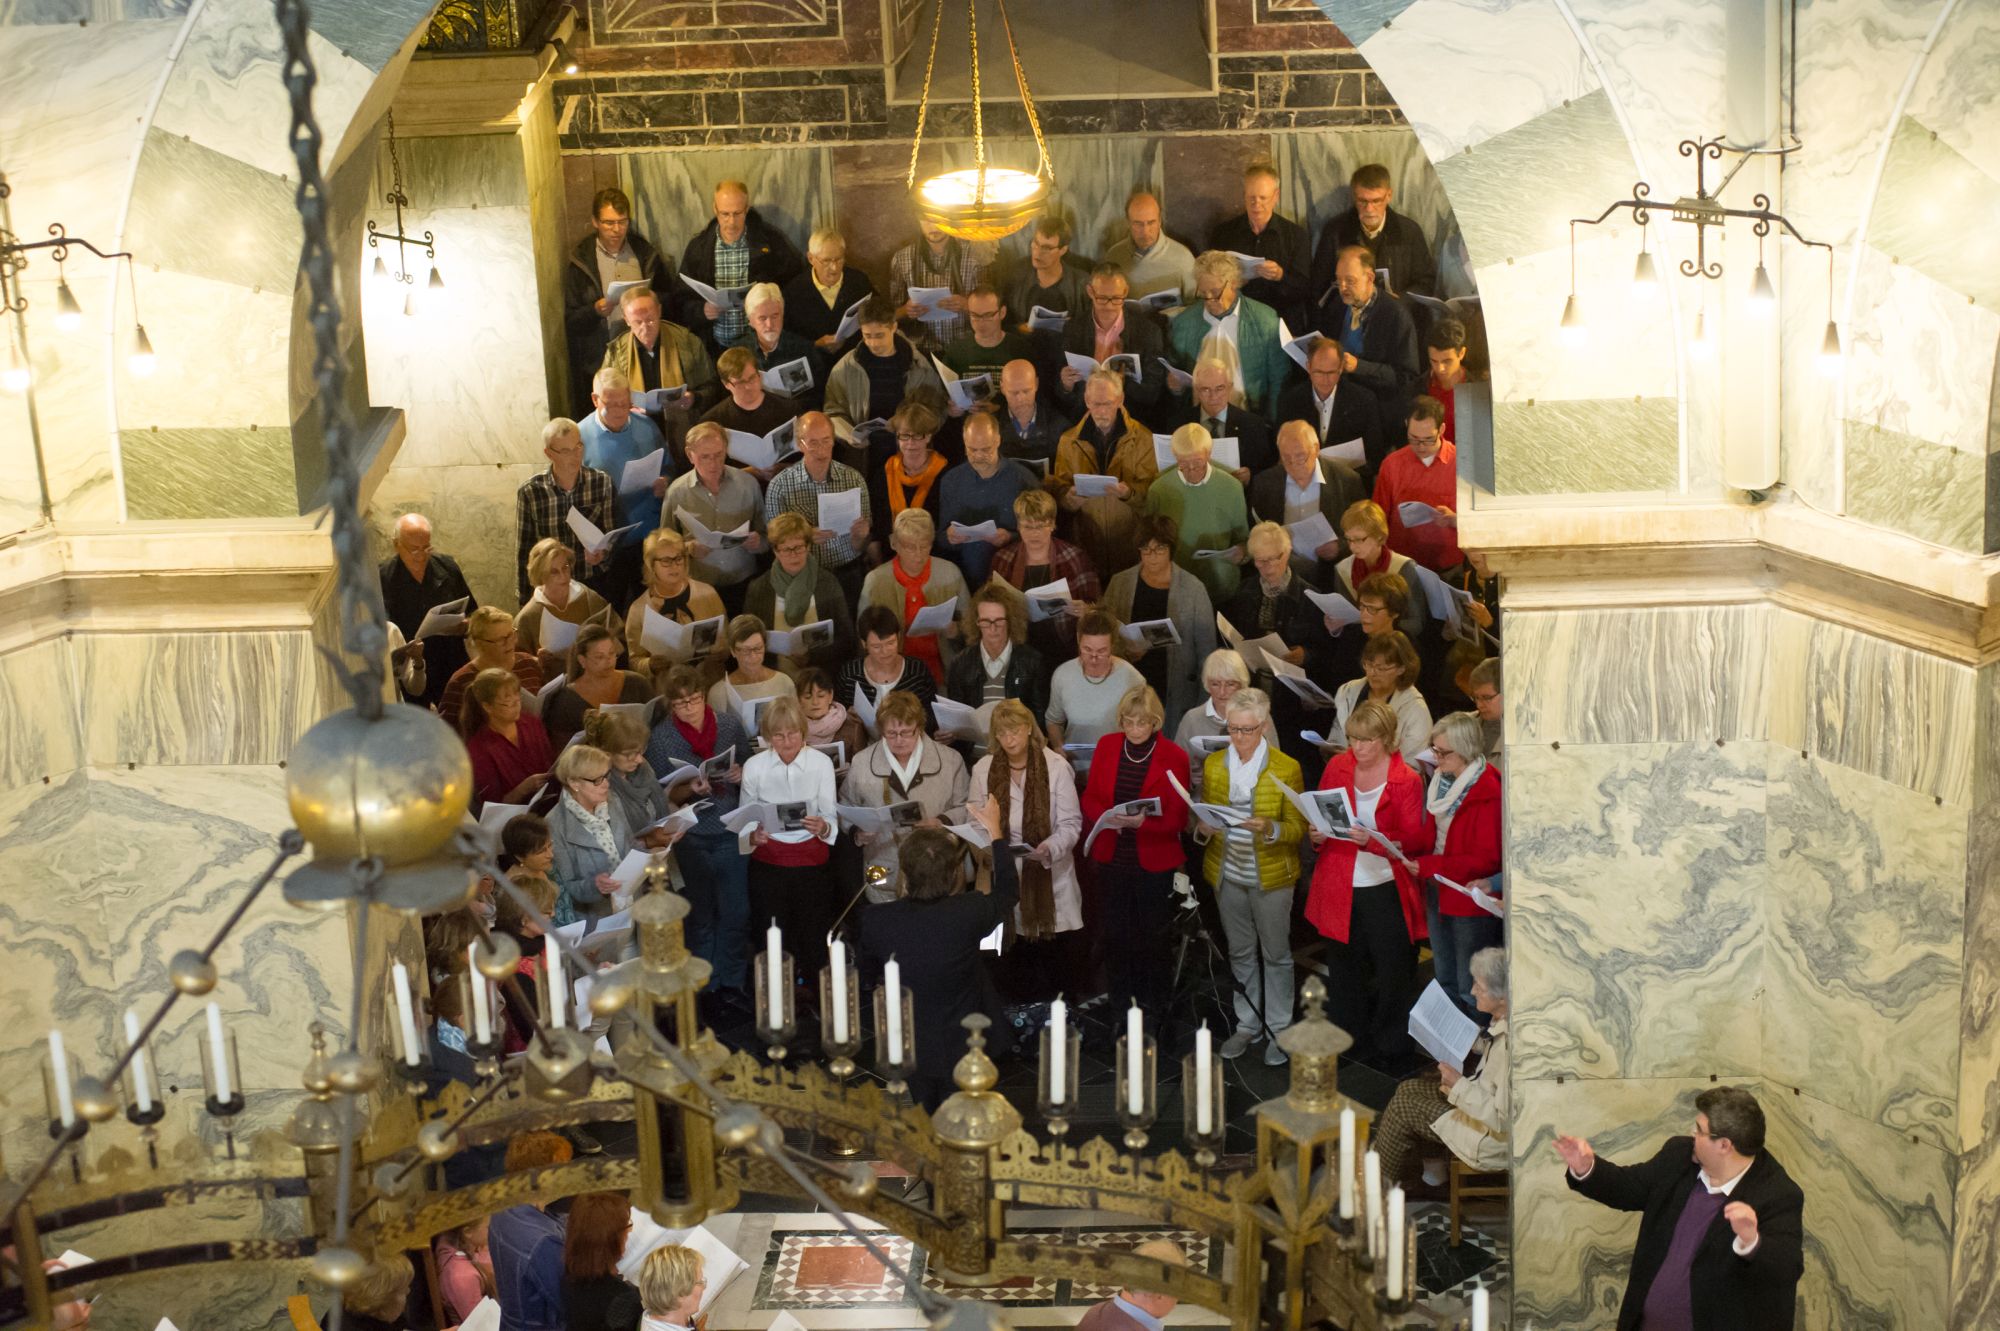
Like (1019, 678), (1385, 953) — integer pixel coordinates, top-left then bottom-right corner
(903, 0), (948, 192)
(965, 0), (984, 191)
(992, 0), (1050, 185)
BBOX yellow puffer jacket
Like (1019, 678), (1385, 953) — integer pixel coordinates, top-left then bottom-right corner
(1200, 746), (1307, 890)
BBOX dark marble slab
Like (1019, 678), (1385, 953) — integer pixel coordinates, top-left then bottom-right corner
(121, 426), (298, 519)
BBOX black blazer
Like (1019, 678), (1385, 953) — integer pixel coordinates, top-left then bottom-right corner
(1272, 379), (1389, 475)
(1247, 459), (1366, 570)
(679, 209), (806, 348)
(1569, 1137), (1804, 1331)
(562, 1272), (642, 1331)
(1311, 207), (1437, 302)
(782, 266), (876, 348)
(857, 827), (1020, 1082)
(1167, 403), (1276, 477)
(943, 639), (1049, 719)
(1306, 292), (1423, 428)
(1046, 303), (1171, 429)
(1208, 211), (1314, 329)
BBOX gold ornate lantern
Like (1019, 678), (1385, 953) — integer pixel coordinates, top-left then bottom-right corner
(905, 0), (1054, 241)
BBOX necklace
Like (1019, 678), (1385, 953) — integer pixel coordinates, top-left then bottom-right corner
(1123, 735), (1156, 764)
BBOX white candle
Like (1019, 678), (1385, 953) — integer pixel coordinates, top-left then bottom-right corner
(1338, 1107), (1356, 1220)
(1194, 1023), (1214, 1135)
(124, 1009), (154, 1114)
(206, 1003), (233, 1103)
(884, 958), (905, 1064)
(1386, 1185), (1405, 1299)
(766, 922), (784, 1030)
(390, 963), (422, 1065)
(829, 937), (849, 1043)
(1048, 996), (1068, 1103)
(545, 935), (566, 1029)
(1470, 1286), (1489, 1331)
(1363, 1149), (1383, 1258)
(467, 944), (492, 1045)
(1125, 1002), (1145, 1116)
(48, 1030), (75, 1127)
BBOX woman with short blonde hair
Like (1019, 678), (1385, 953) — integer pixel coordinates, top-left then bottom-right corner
(635, 1243), (706, 1326)
(739, 682), (840, 974)
(516, 536), (612, 670)
(1171, 648), (1277, 789)
(626, 526), (727, 688)
(744, 510), (857, 676)
(859, 503), (973, 684)
(1328, 631), (1431, 763)
(548, 742), (635, 927)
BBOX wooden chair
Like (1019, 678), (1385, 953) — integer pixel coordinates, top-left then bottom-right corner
(1448, 1157), (1508, 1245)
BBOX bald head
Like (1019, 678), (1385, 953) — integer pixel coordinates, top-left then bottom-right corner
(393, 512), (433, 578)
(1120, 1239), (1187, 1317)
(1001, 358), (1040, 420)
(1277, 419), (1321, 482)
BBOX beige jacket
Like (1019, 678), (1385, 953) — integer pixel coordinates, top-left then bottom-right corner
(1433, 1014), (1509, 1171)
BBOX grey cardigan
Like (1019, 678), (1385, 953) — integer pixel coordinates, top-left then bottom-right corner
(1103, 563), (1218, 734)
(549, 795), (634, 926)
(838, 737), (971, 902)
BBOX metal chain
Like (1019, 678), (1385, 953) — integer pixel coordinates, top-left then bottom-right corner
(965, 0), (984, 184)
(903, 0), (948, 191)
(275, 0), (390, 722)
(385, 110), (405, 202)
(991, 0), (1052, 185)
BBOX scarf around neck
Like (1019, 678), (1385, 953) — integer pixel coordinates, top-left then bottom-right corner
(769, 554), (820, 629)
(1426, 756), (1487, 852)
(885, 451), (947, 515)
(806, 700), (848, 746)
(561, 790), (618, 861)
(673, 705), (718, 759)
(997, 753), (1056, 940)
(1227, 738), (1269, 805)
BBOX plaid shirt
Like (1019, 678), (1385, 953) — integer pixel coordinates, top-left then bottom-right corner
(889, 235), (994, 349)
(763, 459), (871, 569)
(712, 234), (751, 345)
(515, 466), (618, 603)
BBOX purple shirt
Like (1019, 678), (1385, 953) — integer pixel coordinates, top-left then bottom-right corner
(1639, 1185), (1728, 1331)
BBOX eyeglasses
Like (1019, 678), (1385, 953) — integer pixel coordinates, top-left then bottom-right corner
(896, 432), (929, 443)
(775, 543), (810, 557)
(652, 554), (687, 566)
(1359, 602), (1387, 614)
(967, 307), (1003, 320)
(1432, 744), (1457, 758)
(670, 695), (704, 709)
(1090, 292), (1126, 305)
(977, 616), (1009, 628)
(1226, 723), (1262, 735)
(575, 772), (610, 786)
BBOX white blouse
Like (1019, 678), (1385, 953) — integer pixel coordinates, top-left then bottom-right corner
(740, 745), (838, 844)
(1350, 780), (1394, 886)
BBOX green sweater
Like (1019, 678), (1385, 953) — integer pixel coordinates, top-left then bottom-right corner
(1145, 467), (1249, 603)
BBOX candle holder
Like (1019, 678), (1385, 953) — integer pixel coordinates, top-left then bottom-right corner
(201, 1026), (246, 1118)
(1114, 1027), (1157, 1153)
(42, 1049), (84, 1141)
(386, 983), (434, 1087)
(873, 981), (916, 1097)
(118, 1058), (166, 1128)
(818, 957), (863, 1079)
(1372, 1204), (1416, 1313)
(753, 946), (797, 1061)
(1036, 1022), (1081, 1151)
(1179, 1048), (1226, 1168)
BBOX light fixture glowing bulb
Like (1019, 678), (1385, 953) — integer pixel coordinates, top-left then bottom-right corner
(427, 265), (444, 292)
(2, 341), (28, 394)
(54, 279), (83, 331)
(1689, 308), (1713, 359)
(403, 289), (419, 318)
(371, 255), (390, 283)
(1748, 262), (1776, 314)
(1557, 294), (1586, 348)
(1816, 319), (1844, 378)
(1632, 248), (1659, 301)
(129, 323), (156, 377)
(553, 37), (579, 76)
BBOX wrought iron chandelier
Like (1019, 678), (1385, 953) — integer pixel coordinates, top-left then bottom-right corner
(1560, 135), (1843, 375)
(366, 112), (445, 317)
(904, 0), (1055, 242)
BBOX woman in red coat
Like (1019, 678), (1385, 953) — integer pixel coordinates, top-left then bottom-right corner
(1413, 711), (1504, 1022)
(1081, 684), (1191, 1025)
(1304, 698), (1428, 1066)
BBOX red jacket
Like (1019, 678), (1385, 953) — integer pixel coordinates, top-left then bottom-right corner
(1080, 732), (1190, 872)
(1414, 764), (1503, 918)
(1373, 440), (1461, 572)
(1304, 752), (1427, 944)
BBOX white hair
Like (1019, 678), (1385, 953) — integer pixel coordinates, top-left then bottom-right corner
(745, 281), (784, 316)
(592, 366), (630, 395)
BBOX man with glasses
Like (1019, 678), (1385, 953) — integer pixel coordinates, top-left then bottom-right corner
(940, 285), (1035, 385)
(378, 510), (476, 712)
(1557, 1087), (1804, 1331)
(1168, 252), (1290, 421)
(664, 420), (767, 617)
(1468, 656), (1502, 767)
(1173, 356), (1275, 483)
(1274, 335), (1385, 478)
(561, 186), (676, 414)
(1004, 215), (1090, 328)
(1054, 263), (1170, 426)
(763, 411), (873, 609)
(514, 418), (618, 604)
(701, 345), (801, 462)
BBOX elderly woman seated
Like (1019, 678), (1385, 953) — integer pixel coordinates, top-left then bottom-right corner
(1371, 945), (1509, 1190)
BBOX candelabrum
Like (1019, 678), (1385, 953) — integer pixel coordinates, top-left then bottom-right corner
(1035, 998), (1081, 1152)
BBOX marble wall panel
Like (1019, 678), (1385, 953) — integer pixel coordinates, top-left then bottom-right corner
(125, 130), (302, 296)
(1845, 243), (2000, 452)
(121, 427), (301, 519)
(1868, 117), (2000, 315)
(1507, 741), (1765, 1082)
(1503, 604), (1770, 747)
(1491, 396), (1679, 494)
(1763, 753), (1964, 1148)
(14, 265), (125, 522)
(76, 630), (323, 767)
(365, 461), (543, 611)
(1954, 661), (2000, 1326)
(306, 0), (427, 72)
(1765, 605), (1813, 755)
(1510, 1075), (1725, 1329)
(1902, 3), (2000, 187)
(111, 270), (295, 433)
(0, 636), (83, 793)
(1843, 418), (1986, 552)
(1304, 0), (1422, 47)
(0, 392), (40, 539)
(1763, 1087), (1955, 1331)
(1432, 91), (1634, 271)
(149, 0), (379, 181)
(1805, 616), (1976, 806)
(1353, 0), (1597, 163)
(1566, 0), (1726, 187)
(1478, 237), (1681, 407)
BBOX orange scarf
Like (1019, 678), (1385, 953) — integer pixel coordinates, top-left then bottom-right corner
(893, 557), (946, 684)
(885, 451), (947, 515)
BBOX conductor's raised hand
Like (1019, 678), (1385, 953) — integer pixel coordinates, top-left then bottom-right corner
(1723, 1200), (1759, 1248)
(1553, 1134), (1595, 1177)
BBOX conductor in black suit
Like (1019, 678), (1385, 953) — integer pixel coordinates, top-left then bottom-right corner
(1556, 1086), (1804, 1331)
(858, 794), (1015, 1113)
